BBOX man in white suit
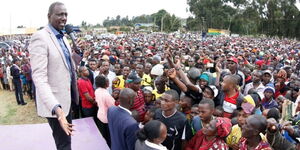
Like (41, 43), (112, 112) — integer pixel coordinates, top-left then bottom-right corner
(29, 2), (80, 150)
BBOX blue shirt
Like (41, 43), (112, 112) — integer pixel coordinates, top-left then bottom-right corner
(262, 99), (278, 109)
(48, 24), (72, 76)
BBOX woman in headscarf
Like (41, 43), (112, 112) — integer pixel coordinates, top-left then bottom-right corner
(185, 117), (232, 150)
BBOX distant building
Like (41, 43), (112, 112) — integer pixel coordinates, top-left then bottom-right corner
(0, 27), (37, 36)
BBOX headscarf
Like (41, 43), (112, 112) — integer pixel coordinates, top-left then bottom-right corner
(215, 117), (232, 138)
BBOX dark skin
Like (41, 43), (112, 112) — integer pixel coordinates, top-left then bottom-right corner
(190, 107), (199, 119)
(151, 124), (168, 145)
(262, 73), (272, 86)
(144, 63), (152, 75)
(101, 61), (110, 76)
(242, 116), (263, 150)
(213, 109), (223, 117)
(48, 3), (76, 136)
(79, 67), (96, 105)
(160, 93), (177, 117)
(227, 60), (237, 74)
(119, 88), (137, 110)
(114, 64), (122, 76)
(88, 61), (97, 71)
(198, 103), (214, 126)
(136, 64), (144, 78)
(48, 4), (67, 31)
(179, 97), (192, 114)
(203, 87), (214, 99)
(144, 91), (153, 104)
(112, 89), (120, 100)
(155, 78), (166, 94)
(252, 71), (262, 86)
(221, 76), (238, 97)
(202, 119), (217, 141)
(264, 91), (273, 102)
(122, 67), (130, 79)
(127, 81), (141, 92)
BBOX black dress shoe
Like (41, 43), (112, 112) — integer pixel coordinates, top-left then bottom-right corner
(21, 103), (27, 105)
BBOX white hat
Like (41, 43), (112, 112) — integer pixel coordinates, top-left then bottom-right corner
(209, 85), (219, 98)
(151, 64), (164, 76)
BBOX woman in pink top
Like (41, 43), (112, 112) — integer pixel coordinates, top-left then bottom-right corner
(95, 75), (115, 147)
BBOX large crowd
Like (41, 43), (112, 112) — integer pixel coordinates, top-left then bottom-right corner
(1, 32), (300, 150)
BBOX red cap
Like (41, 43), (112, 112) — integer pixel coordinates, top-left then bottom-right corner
(228, 57), (238, 64)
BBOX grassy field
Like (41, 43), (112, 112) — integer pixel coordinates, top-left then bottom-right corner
(0, 90), (46, 125)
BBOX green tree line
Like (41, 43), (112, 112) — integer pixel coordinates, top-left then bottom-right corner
(187, 0), (300, 39)
(102, 9), (182, 32)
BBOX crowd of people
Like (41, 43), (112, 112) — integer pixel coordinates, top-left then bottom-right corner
(1, 31), (300, 150)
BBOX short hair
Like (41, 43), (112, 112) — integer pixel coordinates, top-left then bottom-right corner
(101, 61), (110, 66)
(267, 108), (280, 122)
(48, 2), (64, 16)
(95, 75), (107, 88)
(12, 58), (19, 64)
(147, 107), (157, 118)
(199, 99), (215, 109)
(137, 120), (164, 141)
(164, 89), (179, 101)
(180, 95), (192, 107)
(250, 114), (267, 133)
(78, 66), (86, 74)
(88, 58), (97, 63)
(225, 74), (239, 86)
(136, 64), (144, 68)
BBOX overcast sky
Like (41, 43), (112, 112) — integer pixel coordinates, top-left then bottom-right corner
(0, 0), (190, 31)
(0, 0), (299, 31)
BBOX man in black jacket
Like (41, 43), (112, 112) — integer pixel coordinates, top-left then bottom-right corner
(11, 58), (26, 105)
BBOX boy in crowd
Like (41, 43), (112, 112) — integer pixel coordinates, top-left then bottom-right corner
(261, 86), (278, 110)
(191, 99), (215, 133)
(154, 89), (192, 150)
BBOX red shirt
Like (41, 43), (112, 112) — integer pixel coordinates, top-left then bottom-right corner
(130, 89), (146, 122)
(77, 78), (95, 108)
(223, 91), (239, 118)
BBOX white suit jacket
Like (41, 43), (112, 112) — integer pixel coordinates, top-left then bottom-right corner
(29, 25), (79, 118)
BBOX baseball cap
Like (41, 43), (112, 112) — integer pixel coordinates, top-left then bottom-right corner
(126, 72), (142, 84)
(227, 57), (238, 64)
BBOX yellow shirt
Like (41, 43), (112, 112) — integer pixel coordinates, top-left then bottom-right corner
(113, 75), (125, 89)
(226, 124), (267, 146)
(141, 74), (152, 86)
(152, 86), (170, 100)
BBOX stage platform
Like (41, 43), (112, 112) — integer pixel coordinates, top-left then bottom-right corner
(0, 117), (110, 150)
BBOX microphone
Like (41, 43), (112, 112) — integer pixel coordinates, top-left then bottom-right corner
(65, 24), (81, 54)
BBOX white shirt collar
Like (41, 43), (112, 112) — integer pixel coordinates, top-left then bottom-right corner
(162, 109), (177, 118)
(119, 105), (132, 115)
(145, 140), (167, 150)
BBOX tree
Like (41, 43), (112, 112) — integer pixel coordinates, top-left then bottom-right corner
(187, 0), (300, 39)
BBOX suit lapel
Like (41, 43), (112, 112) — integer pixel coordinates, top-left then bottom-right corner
(45, 26), (70, 70)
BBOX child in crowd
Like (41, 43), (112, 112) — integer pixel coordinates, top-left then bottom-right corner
(192, 99), (215, 133)
(143, 89), (155, 110)
(112, 88), (121, 106)
(213, 106), (224, 117)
